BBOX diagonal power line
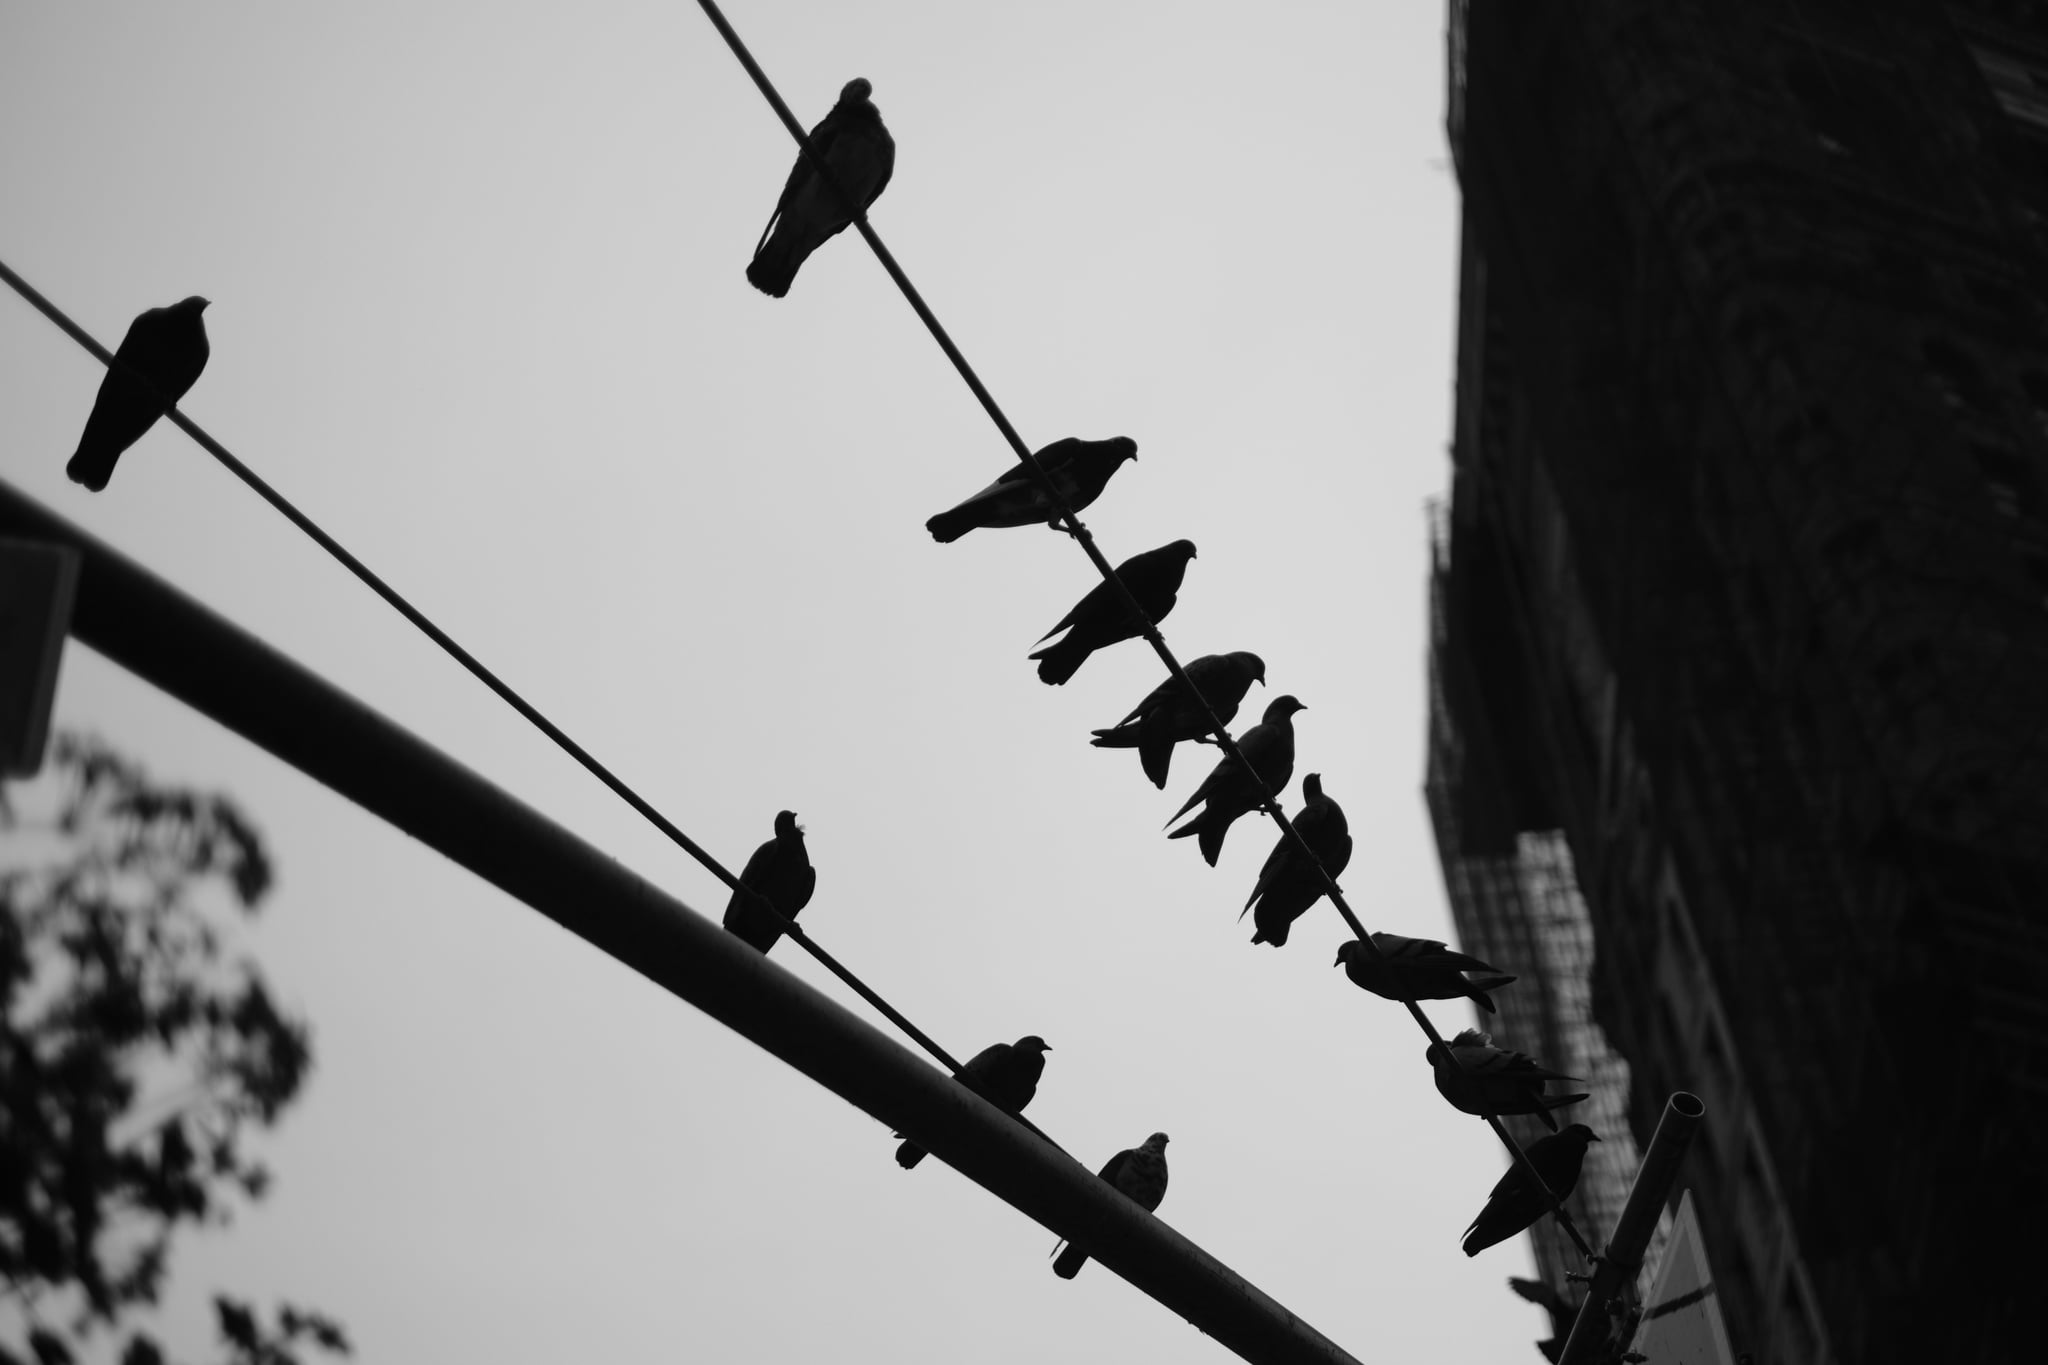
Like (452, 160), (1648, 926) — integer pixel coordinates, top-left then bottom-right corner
(689, 0), (1594, 1259)
(0, 253), (1061, 1141)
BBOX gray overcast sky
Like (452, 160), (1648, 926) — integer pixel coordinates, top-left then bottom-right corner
(1, 2), (1553, 1360)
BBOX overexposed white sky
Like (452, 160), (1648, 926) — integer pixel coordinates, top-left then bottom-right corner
(0, 2), (1552, 1360)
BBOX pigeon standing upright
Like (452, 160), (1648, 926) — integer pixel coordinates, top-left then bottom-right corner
(1030, 540), (1197, 686)
(895, 1035), (1051, 1169)
(747, 78), (895, 298)
(1090, 651), (1266, 789)
(721, 811), (816, 953)
(1426, 1029), (1588, 1130)
(1243, 774), (1352, 947)
(1165, 696), (1306, 866)
(925, 437), (1137, 543)
(1462, 1126), (1601, 1256)
(66, 296), (211, 492)
(1334, 933), (1517, 1012)
(1052, 1132), (1170, 1279)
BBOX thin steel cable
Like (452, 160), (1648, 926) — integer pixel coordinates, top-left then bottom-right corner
(0, 255), (1011, 1118)
(693, 0), (1594, 1258)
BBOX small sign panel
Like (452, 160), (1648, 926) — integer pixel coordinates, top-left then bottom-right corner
(1630, 1190), (1737, 1365)
(0, 538), (81, 777)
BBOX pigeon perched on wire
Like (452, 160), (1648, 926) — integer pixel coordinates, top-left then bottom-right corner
(1427, 1029), (1587, 1131)
(747, 78), (895, 298)
(1091, 651), (1267, 789)
(1334, 933), (1517, 1012)
(1165, 695), (1306, 866)
(1243, 774), (1351, 947)
(1462, 1126), (1600, 1256)
(721, 811), (816, 954)
(925, 437), (1137, 543)
(1030, 540), (1197, 686)
(1052, 1132), (1170, 1280)
(66, 296), (211, 492)
(896, 1035), (1050, 1169)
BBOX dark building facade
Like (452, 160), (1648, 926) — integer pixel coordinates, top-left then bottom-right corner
(1431, 3), (2048, 1361)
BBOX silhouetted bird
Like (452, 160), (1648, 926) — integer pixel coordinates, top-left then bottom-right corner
(1244, 774), (1351, 947)
(1030, 540), (1197, 686)
(1334, 932), (1517, 1013)
(1091, 651), (1266, 789)
(1508, 1275), (1581, 1362)
(1052, 1132), (1169, 1279)
(926, 437), (1137, 543)
(1427, 1029), (1587, 1131)
(721, 811), (816, 953)
(1463, 1126), (1600, 1256)
(1165, 695), (1305, 866)
(896, 1035), (1051, 1169)
(747, 78), (895, 297)
(66, 296), (211, 492)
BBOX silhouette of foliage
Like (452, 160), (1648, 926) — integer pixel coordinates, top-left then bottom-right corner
(0, 735), (346, 1364)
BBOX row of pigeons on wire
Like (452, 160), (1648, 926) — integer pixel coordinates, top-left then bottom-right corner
(53, 75), (1598, 1275)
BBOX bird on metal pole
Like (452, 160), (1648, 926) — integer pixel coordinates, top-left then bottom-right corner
(895, 1035), (1051, 1169)
(1053, 1132), (1170, 1279)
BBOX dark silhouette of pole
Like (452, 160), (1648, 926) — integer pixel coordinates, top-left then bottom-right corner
(1557, 1092), (1706, 1365)
(0, 475), (1366, 1365)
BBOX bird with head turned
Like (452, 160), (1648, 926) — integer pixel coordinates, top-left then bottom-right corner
(721, 810), (816, 953)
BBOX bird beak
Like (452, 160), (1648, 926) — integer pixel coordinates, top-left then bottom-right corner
(1331, 949), (1343, 966)
(1590, 1133), (1602, 1142)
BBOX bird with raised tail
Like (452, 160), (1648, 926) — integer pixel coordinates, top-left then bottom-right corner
(67, 296), (211, 492)
(1335, 933), (1517, 1013)
(1052, 1132), (1169, 1279)
(1165, 695), (1305, 866)
(721, 811), (816, 953)
(1091, 651), (1266, 789)
(747, 78), (894, 298)
(1462, 1125), (1600, 1255)
(895, 1035), (1050, 1169)
(1427, 1029), (1587, 1131)
(1243, 774), (1351, 946)
(925, 437), (1137, 543)
(1029, 540), (1196, 686)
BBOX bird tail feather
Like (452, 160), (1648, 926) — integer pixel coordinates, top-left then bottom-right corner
(925, 508), (972, 543)
(894, 1140), (927, 1170)
(1030, 636), (1087, 686)
(66, 447), (115, 492)
(1466, 974), (1517, 1013)
(1051, 1242), (1089, 1279)
(1138, 729), (1173, 789)
(746, 222), (805, 298)
(1089, 726), (1140, 749)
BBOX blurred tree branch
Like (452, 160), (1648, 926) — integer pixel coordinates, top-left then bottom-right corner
(1, 734), (346, 1365)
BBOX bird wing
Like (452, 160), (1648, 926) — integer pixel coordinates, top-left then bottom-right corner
(1097, 1149), (1132, 1184)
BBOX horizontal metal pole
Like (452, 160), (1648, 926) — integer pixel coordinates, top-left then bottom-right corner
(0, 476), (1364, 1365)
(1557, 1091), (1705, 1365)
